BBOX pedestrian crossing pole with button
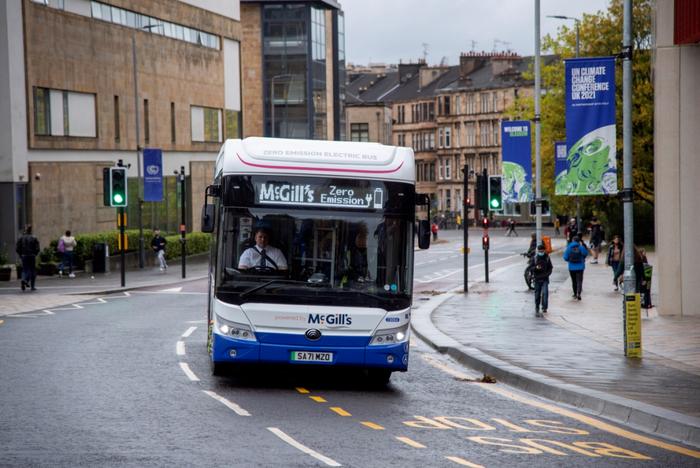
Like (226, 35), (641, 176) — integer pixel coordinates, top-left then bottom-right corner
(482, 216), (490, 283)
(177, 166), (187, 279)
(462, 164), (470, 293)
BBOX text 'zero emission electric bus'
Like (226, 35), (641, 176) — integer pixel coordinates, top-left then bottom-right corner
(200, 137), (431, 384)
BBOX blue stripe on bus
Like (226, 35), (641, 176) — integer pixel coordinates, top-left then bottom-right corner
(211, 332), (408, 370)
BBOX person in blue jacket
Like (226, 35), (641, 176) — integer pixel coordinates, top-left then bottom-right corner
(563, 235), (588, 300)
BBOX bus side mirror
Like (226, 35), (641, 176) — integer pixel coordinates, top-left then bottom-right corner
(418, 220), (431, 249)
(201, 204), (215, 233)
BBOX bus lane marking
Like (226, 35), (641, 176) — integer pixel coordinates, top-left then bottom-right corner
(360, 421), (385, 430)
(203, 390), (251, 416)
(176, 341), (186, 356)
(267, 427), (341, 467)
(421, 354), (700, 459)
(295, 387), (310, 394)
(330, 407), (351, 417)
(182, 326), (197, 338)
(395, 436), (426, 448)
(445, 456), (484, 467)
(310, 396), (327, 403)
(179, 362), (200, 382)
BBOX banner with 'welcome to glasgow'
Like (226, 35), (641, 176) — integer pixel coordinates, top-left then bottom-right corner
(557, 57), (618, 196)
(501, 120), (533, 203)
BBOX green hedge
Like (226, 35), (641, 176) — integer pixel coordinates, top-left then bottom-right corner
(48, 230), (212, 266)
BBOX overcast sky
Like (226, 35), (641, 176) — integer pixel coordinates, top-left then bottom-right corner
(342, 0), (611, 65)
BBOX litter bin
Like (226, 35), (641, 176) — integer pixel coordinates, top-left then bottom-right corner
(542, 235), (552, 254)
(92, 243), (108, 273)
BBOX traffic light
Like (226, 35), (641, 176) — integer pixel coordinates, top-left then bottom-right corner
(488, 176), (503, 211)
(109, 167), (128, 207)
(482, 217), (490, 229)
(482, 234), (490, 250)
(475, 174), (488, 211)
(529, 200), (550, 215)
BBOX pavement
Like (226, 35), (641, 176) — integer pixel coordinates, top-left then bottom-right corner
(2, 235), (699, 451)
(0, 254), (210, 316)
(412, 234), (700, 450)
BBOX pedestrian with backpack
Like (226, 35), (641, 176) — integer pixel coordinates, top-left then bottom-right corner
(563, 235), (588, 300)
(58, 230), (77, 278)
(530, 243), (553, 317)
(15, 224), (40, 291)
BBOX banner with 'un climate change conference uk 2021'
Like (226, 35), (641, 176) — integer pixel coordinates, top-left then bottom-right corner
(501, 120), (533, 203)
(557, 57), (618, 196)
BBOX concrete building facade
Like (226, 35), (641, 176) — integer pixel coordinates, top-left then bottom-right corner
(0, 0), (242, 255)
(653, 0), (700, 316)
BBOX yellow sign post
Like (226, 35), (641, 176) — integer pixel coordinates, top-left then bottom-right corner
(624, 293), (642, 358)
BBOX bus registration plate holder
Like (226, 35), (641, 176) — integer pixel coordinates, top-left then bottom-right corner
(290, 351), (333, 362)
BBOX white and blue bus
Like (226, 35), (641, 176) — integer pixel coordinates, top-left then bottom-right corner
(200, 137), (430, 383)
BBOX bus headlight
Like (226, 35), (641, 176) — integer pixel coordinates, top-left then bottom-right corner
(216, 315), (256, 342)
(369, 324), (409, 346)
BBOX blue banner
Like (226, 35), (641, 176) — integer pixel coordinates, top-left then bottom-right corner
(143, 148), (163, 202)
(501, 120), (533, 203)
(559, 57), (618, 195)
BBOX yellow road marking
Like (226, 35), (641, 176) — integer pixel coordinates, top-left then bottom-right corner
(310, 396), (327, 403)
(360, 421), (385, 430)
(396, 436), (426, 448)
(295, 387), (310, 394)
(329, 406), (351, 417)
(445, 456), (484, 467)
(422, 354), (700, 459)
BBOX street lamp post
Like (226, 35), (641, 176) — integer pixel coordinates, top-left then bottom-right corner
(534, 0), (542, 248)
(131, 25), (157, 269)
(270, 74), (293, 137)
(548, 14), (582, 234)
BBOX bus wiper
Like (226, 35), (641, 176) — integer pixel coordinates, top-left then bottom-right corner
(239, 279), (307, 299)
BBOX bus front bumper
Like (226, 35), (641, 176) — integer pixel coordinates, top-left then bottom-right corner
(211, 332), (409, 371)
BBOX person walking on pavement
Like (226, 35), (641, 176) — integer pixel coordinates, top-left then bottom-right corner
(588, 217), (604, 264)
(530, 243), (553, 317)
(554, 218), (561, 236)
(151, 228), (168, 272)
(563, 235), (588, 300)
(565, 217), (578, 243)
(16, 224), (40, 291)
(506, 218), (518, 237)
(606, 235), (623, 291)
(58, 230), (77, 278)
(431, 222), (439, 241)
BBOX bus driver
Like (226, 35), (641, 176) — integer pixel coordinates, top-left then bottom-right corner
(238, 227), (288, 271)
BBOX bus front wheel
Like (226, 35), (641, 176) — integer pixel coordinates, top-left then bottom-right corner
(366, 368), (392, 386)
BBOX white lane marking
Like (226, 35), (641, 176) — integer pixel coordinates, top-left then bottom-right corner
(179, 362), (200, 381)
(415, 253), (523, 284)
(176, 341), (186, 356)
(131, 290), (206, 296)
(267, 427), (341, 467)
(186, 320), (207, 324)
(182, 326), (197, 338)
(161, 287), (183, 292)
(203, 390), (251, 417)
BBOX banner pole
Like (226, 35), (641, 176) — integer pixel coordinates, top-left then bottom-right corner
(534, 0), (542, 247)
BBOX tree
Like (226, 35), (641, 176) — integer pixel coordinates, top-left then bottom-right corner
(505, 0), (654, 243)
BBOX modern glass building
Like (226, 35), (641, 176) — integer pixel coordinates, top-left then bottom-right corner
(241, 0), (345, 140)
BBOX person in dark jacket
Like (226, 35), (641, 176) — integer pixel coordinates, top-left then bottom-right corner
(588, 217), (604, 263)
(16, 224), (40, 291)
(606, 235), (623, 291)
(563, 235), (588, 300)
(530, 243), (553, 317)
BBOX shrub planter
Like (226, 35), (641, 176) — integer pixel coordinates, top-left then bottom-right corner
(38, 262), (58, 276)
(0, 266), (11, 281)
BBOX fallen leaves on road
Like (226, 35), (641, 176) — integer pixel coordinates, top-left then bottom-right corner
(454, 373), (497, 384)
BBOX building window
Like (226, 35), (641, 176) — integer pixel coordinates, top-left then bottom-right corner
(445, 189), (452, 211)
(428, 102), (435, 120)
(31, 0), (64, 9)
(114, 95), (120, 142)
(311, 7), (326, 61)
(170, 102), (176, 143)
(90, 1), (220, 50)
(492, 92), (499, 112)
(480, 92), (490, 113)
(445, 158), (452, 180)
(455, 95), (461, 114)
(465, 122), (475, 146)
(33, 87), (96, 137)
(444, 96), (451, 115)
(143, 99), (150, 144)
(429, 162), (435, 181)
(492, 119), (499, 146)
(438, 128), (444, 148)
(191, 106), (222, 142)
(480, 121), (490, 146)
(350, 123), (369, 142)
(444, 126), (451, 148)
(438, 160), (444, 180)
(467, 94), (475, 114)
(225, 110), (241, 139)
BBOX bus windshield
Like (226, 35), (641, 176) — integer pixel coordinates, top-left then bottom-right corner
(215, 207), (413, 310)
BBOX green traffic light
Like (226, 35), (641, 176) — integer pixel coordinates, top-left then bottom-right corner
(113, 193), (124, 204)
(490, 199), (500, 209)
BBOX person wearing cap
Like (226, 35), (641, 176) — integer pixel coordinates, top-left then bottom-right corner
(238, 227), (287, 271)
(529, 243), (553, 317)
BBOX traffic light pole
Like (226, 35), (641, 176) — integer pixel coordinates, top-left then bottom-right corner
(178, 166), (186, 279)
(462, 164), (469, 293)
(482, 168), (489, 283)
(119, 207), (126, 288)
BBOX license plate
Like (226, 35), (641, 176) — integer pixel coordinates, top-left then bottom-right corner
(290, 351), (333, 362)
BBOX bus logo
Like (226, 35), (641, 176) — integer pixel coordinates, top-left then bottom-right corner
(308, 313), (352, 326)
(305, 329), (322, 341)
